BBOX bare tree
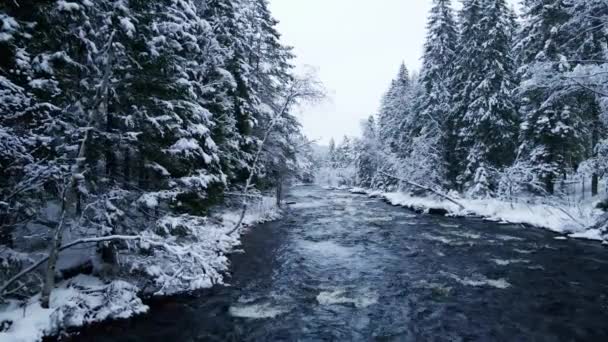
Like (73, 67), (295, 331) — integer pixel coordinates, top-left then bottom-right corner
(229, 69), (325, 235)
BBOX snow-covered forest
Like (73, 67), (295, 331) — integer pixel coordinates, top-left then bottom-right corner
(0, 0), (321, 339)
(318, 0), (608, 241)
(2, 0), (608, 340)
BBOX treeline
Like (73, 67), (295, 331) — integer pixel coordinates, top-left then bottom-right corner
(327, 0), (608, 200)
(0, 0), (317, 302)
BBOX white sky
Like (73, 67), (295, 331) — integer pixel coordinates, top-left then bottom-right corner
(269, 0), (518, 145)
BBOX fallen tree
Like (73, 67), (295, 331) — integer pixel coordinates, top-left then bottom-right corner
(379, 171), (466, 210)
(0, 235), (141, 300)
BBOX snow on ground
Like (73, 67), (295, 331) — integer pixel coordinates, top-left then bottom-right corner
(0, 275), (147, 342)
(350, 188), (607, 244)
(0, 197), (281, 342)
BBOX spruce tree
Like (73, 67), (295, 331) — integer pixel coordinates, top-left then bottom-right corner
(516, 0), (585, 194)
(412, 0), (458, 187)
(564, 0), (608, 196)
(378, 63), (410, 154)
(449, 0), (484, 188)
(457, 0), (519, 192)
(417, 0), (457, 132)
(356, 116), (379, 188)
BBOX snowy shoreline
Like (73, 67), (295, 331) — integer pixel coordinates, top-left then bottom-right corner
(0, 204), (282, 342)
(344, 187), (607, 245)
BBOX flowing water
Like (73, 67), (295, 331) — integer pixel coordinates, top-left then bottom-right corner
(68, 186), (608, 341)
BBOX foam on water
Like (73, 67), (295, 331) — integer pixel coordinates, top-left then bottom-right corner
(289, 201), (327, 209)
(316, 289), (379, 308)
(514, 248), (535, 254)
(491, 258), (530, 266)
(438, 223), (460, 228)
(229, 303), (289, 319)
(496, 235), (525, 242)
(441, 272), (511, 289)
(450, 231), (482, 239)
(422, 233), (471, 246)
(365, 216), (394, 223)
(296, 240), (357, 260)
(422, 234), (456, 245)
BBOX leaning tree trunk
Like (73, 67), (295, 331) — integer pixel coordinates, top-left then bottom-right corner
(592, 174), (599, 197)
(40, 211), (66, 308)
(41, 123), (92, 308)
(40, 32), (115, 308)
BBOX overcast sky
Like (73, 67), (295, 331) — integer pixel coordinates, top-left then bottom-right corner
(269, 0), (517, 145)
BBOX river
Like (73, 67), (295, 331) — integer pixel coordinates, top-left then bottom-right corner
(67, 186), (608, 341)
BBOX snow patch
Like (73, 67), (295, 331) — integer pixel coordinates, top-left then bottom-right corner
(357, 189), (606, 244)
(120, 18), (136, 38)
(569, 228), (606, 241)
(0, 276), (147, 342)
(56, 1), (81, 11)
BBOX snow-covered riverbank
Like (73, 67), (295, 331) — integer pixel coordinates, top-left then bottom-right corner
(0, 200), (281, 342)
(347, 187), (607, 244)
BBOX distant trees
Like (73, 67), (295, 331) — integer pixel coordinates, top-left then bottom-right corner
(334, 0), (607, 203)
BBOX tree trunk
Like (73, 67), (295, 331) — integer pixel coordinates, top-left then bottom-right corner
(40, 212), (66, 308)
(582, 177), (586, 200)
(124, 148), (131, 185)
(276, 178), (283, 208)
(592, 105), (600, 197)
(592, 173), (599, 197)
(545, 175), (555, 195)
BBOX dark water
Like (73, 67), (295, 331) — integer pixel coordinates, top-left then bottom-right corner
(68, 186), (608, 341)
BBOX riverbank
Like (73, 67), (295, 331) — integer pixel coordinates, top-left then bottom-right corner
(347, 187), (608, 244)
(0, 198), (281, 342)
